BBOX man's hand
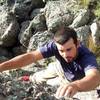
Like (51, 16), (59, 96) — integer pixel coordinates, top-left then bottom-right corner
(55, 83), (79, 98)
(55, 69), (100, 99)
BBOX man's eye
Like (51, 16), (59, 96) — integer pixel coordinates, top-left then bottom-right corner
(60, 50), (64, 52)
(66, 48), (72, 51)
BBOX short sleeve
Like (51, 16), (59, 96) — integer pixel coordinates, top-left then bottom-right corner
(39, 41), (57, 58)
(81, 52), (98, 72)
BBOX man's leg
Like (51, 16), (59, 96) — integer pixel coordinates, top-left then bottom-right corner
(29, 62), (58, 84)
(29, 60), (69, 85)
(46, 60), (69, 86)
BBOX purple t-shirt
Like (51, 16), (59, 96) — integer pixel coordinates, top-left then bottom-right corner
(39, 41), (98, 81)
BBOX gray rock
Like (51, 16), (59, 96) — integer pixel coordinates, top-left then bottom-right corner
(12, 0), (45, 20)
(90, 21), (100, 46)
(18, 20), (31, 47)
(0, 71), (100, 100)
(44, 0), (74, 32)
(71, 9), (91, 28)
(0, 11), (19, 47)
(0, 47), (12, 62)
(0, 47), (11, 57)
(0, 56), (9, 63)
(31, 13), (47, 32)
(27, 30), (53, 51)
(12, 45), (27, 56)
(19, 13), (47, 47)
(75, 25), (91, 46)
(30, 8), (44, 19)
(42, 0), (58, 3)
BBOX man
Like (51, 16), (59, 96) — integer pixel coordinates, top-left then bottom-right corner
(0, 27), (100, 98)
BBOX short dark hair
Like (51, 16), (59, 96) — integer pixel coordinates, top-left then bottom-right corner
(54, 27), (78, 45)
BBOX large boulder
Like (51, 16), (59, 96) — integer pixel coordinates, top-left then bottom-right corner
(18, 20), (31, 47)
(70, 9), (91, 28)
(88, 21), (100, 57)
(90, 21), (100, 46)
(30, 8), (44, 19)
(75, 25), (91, 46)
(44, 0), (74, 32)
(0, 47), (12, 62)
(12, 0), (45, 21)
(27, 31), (53, 51)
(0, 8), (19, 47)
(19, 13), (47, 47)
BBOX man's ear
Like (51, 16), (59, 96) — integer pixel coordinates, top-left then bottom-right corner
(77, 39), (80, 48)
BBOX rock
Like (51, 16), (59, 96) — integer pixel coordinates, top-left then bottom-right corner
(12, 0), (45, 21)
(27, 30), (53, 51)
(44, 0), (74, 32)
(0, 11), (19, 47)
(0, 68), (100, 100)
(75, 25), (91, 46)
(18, 20), (31, 47)
(0, 47), (12, 62)
(70, 9), (91, 28)
(30, 8), (44, 19)
(19, 13), (47, 47)
(12, 45), (27, 56)
(90, 21), (100, 46)
(0, 0), (100, 100)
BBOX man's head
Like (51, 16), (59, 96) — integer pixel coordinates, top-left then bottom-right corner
(54, 27), (79, 63)
(54, 27), (78, 45)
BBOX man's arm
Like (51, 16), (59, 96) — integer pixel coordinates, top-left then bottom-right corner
(73, 68), (100, 91)
(0, 49), (43, 72)
(56, 68), (100, 98)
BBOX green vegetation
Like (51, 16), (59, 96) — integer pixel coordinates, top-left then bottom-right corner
(80, 0), (90, 7)
(78, 0), (100, 18)
(97, 57), (100, 65)
(88, 36), (100, 66)
(88, 36), (100, 57)
(94, 1), (100, 19)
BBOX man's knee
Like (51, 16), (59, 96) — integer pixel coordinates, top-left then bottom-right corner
(29, 64), (57, 84)
(29, 61), (69, 85)
(29, 70), (47, 83)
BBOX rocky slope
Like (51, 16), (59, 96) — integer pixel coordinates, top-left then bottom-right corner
(0, 0), (100, 100)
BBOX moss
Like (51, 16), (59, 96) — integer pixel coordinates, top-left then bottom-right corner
(77, 0), (90, 8)
(88, 35), (100, 57)
(94, 1), (100, 19)
(80, 0), (90, 7)
(97, 57), (100, 65)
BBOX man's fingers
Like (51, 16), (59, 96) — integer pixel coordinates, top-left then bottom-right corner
(59, 85), (68, 97)
(55, 85), (68, 98)
(55, 86), (63, 98)
(55, 84), (78, 99)
(64, 85), (77, 97)
(64, 86), (72, 97)
(69, 90), (77, 97)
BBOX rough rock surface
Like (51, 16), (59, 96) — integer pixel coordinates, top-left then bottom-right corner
(0, 68), (100, 100)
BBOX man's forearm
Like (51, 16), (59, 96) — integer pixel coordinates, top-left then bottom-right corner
(0, 52), (35, 72)
(72, 72), (100, 92)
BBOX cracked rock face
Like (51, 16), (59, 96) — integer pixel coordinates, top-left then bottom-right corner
(44, 0), (74, 32)
(0, 71), (58, 100)
(0, 69), (79, 100)
(0, 10), (19, 47)
(0, 69), (99, 100)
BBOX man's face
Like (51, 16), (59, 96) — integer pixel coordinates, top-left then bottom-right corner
(55, 38), (79, 63)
